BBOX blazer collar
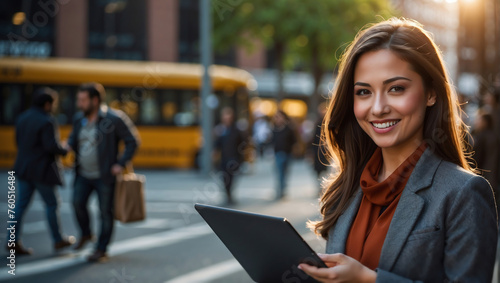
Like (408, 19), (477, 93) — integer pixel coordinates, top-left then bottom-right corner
(326, 147), (442, 268)
(378, 147), (442, 270)
(399, 147), (442, 194)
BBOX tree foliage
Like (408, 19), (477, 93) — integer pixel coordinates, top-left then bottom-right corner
(213, 0), (395, 109)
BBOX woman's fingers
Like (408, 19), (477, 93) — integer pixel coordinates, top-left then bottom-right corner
(301, 253), (376, 283)
(318, 253), (347, 263)
(317, 253), (343, 267)
(298, 263), (337, 282)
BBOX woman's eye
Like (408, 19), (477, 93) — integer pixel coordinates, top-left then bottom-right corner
(355, 89), (370, 96)
(389, 85), (405, 92)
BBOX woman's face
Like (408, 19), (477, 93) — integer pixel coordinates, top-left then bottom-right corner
(353, 49), (435, 152)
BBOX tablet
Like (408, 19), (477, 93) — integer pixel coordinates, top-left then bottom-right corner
(194, 203), (326, 283)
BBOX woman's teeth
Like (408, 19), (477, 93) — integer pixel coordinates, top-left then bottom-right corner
(372, 120), (399, 129)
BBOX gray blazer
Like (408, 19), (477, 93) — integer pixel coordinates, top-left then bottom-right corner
(326, 148), (498, 282)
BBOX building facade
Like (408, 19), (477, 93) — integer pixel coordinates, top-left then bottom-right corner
(0, 0), (264, 70)
(391, 0), (460, 82)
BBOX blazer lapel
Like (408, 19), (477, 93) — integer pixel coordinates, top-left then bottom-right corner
(378, 148), (442, 271)
(326, 189), (363, 254)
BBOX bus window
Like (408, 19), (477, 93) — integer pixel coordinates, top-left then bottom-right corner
(1, 85), (23, 124)
(217, 90), (234, 111)
(118, 89), (139, 122)
(236, 87), (249, 121)
(140, 91), (160, 125)
(106, 88), (120, 109)
(51, 86), (75, 125)
(174, 90), (198, 126)
(160, 90), (177, 125)
(106, 88), (139, 123)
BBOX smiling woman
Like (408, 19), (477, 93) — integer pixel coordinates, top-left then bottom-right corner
(353, 49), (436, 174)
(300, 18), (498, 282)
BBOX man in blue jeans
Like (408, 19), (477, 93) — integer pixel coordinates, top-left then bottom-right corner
(68, 83), (139, 262)
(7, 87), (74, 255)
(272, 111), (297, 200)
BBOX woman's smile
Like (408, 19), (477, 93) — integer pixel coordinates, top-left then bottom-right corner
(370, 119), (401, 133)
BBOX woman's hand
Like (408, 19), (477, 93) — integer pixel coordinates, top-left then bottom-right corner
(298, 253), (376, 283)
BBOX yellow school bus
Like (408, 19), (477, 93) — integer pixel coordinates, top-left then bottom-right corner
(0, 57), (255, 168)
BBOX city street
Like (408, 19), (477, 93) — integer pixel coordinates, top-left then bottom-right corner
(2, 1), (500, 282)
(0, 157), (326, 283)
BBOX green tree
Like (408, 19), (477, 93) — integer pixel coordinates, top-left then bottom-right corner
(213, 0), (394, 115)
(291, 0), (394, 116)
(213, 0), (303, 102)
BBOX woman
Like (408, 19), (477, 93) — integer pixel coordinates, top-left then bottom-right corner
(299, 18), (498, 282)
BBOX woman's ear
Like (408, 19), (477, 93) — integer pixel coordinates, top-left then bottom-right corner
(427, 91), (437, 107)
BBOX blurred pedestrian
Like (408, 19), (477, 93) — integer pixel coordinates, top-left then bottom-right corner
(68, 83), (139, 262)
(300, 18), (497, 282)
(272, 110), (297, 200)
(6, 87), (74, 255)
(214, 107), (246, 205)
(472, 110), (499, 204)
(252, 113), (272, 158)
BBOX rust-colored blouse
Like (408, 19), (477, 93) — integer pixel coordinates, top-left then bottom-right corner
(345, 142), (427, 270)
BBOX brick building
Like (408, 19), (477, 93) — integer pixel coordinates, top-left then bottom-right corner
(0, 0), (266, 71)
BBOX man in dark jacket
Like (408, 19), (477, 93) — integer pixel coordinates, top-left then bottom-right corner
(272, 110), (296, 200)
(215, 107), (246, 205)
(68, 82), (139, 262)
(7, 87), (74, 255)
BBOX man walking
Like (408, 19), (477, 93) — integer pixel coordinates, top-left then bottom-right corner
(272, 110), (296, 200)
(214, 107), (246, 205)
(7, 87), (74, 255)
(68, 83), (139, 262)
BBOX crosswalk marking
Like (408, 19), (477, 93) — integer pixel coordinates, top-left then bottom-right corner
(1, 217), (190, 237)
(21, 220), (46, 234)
(164, 259), (243, 283)
(0, 222), (212, 280)
(116, 218), (185, 229)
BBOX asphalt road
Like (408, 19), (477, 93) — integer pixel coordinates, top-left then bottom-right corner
(0, 157), (326, 283)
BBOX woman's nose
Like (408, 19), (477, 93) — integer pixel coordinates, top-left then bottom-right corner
(371, 93), (390, 116)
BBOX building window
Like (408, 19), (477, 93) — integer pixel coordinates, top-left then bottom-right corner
(0, 2), (55, 58)
(178, 0), (200, 63)
(178, 0), (236, 66)
(88, 0), (146, 60)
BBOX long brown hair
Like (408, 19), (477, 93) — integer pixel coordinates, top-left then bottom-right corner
(313, 18), (473, 239)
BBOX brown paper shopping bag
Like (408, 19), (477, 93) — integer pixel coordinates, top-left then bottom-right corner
(115, 171), (146, 223)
